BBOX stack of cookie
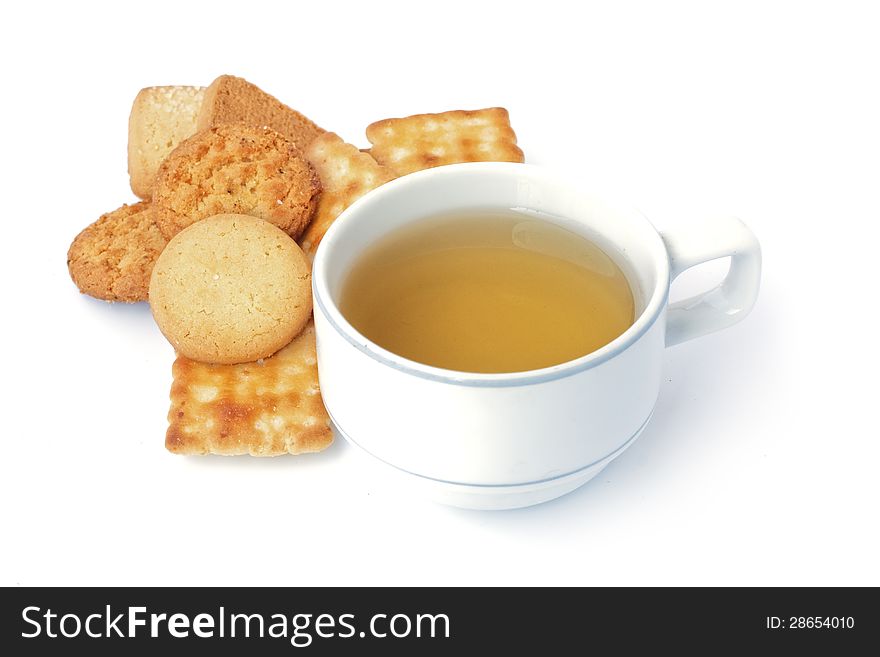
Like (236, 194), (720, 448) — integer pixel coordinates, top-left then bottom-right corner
(66, 74), (525, 457)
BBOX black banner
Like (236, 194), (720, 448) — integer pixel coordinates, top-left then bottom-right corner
(0, 587), (874, 654)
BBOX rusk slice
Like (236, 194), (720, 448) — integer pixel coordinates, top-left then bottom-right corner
(197, 75), (324, 154)
(128, 86), (205, 199)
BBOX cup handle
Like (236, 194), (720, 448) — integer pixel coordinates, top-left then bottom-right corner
(660, 217), (761, 347)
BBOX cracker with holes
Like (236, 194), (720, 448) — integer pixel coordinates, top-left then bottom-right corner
(299, 133), (397, 257)
(166, 321), (332, 456)
(365, 107), (524, 176)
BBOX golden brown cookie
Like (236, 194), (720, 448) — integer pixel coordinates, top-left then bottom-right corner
(149, 214), (312, 364)
(153, 124), (320, 241)
(67, 201), (167, 303)
(300, 133), (397, 257)
(197, 74), (325, 154)
(166, 321), (332, 456)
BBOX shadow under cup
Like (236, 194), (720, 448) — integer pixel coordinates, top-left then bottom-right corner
(311, 163), (672, 506)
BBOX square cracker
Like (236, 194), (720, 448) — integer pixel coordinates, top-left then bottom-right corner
(365, 107), (524, 176)
(299, 132), (396, 257)
(166, 322), (332, 456)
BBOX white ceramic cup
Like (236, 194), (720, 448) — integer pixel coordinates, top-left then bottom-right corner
(312, 163), (761, 510)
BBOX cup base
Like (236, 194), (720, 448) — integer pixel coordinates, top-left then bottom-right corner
(335, 418), (649, 510)
(407, 460), (612, 510)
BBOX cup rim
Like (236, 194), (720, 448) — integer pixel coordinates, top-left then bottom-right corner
(312, 162), (670, 387)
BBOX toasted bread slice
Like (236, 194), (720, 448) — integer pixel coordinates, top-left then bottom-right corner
(366, 107), (524, 176)
(299, 133), (396, 257)
(197, 75), (324, 154)
(128, 86), (205, 200)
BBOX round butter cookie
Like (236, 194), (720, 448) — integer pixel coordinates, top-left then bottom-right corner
(67, 201), (167, 302)
(153, 124), (320, 241)
(149, 214), (312, 364)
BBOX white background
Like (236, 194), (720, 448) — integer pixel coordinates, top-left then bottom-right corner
(1, 0), (877, 586)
